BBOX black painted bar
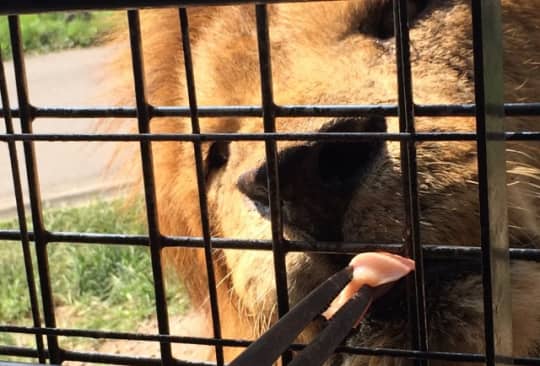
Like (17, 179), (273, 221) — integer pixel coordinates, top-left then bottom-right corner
(126, 9), (173, 364)
(2, 103), (540, 120)
(0, 0), (318, 15)
(7, 15), (61, 364)
(3, 325), (540, 365)
(0, 47), (46, 364)
(254, 4), (292, 365)
(392, 0), (429, 362)
(0, 362), (51, 366)
(1, 131), (540, 143)
(1, 229), (539, 260)
(178, 7), (224, 365)
(471, 0), (513, 365)
(1, 1), (538, 365)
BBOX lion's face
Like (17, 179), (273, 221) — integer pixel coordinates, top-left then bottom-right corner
(209, 1), (478, 242)
(121, 0), (540, 364)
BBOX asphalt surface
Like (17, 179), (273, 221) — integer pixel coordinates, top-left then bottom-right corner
(0, 46), (132, 219)
(1, 47), (211, 362)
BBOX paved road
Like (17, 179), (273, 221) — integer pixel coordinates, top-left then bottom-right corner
(0, 47), (131, 219)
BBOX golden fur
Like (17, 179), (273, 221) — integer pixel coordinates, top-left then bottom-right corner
(109, 1), (540, 364)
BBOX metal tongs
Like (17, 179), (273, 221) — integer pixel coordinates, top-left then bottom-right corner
(229, 265), (396, 366)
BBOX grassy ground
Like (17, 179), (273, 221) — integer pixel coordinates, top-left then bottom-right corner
(0, 199), (188, 351)
(0, 11), (112, 59)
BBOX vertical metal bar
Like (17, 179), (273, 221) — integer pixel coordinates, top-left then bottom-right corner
(178, 8), (224, 366)
(8, 15), (61, 364)
(0, 45), (46, 365)
(392, 0), (429, 362)
(471, 0), (513, 365)
(254, 4), (291, 365)
(126, 10), (173, 365)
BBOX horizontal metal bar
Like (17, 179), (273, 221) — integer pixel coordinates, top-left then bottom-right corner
(0, 346), (42, 359)
(0, 362), (53, 366)
(0, 26), (47, 364)
(0, 326), (488, 363)
(0, 325), (238, 347)
(1, 229), (539, 260)
(336, 346), (540, 366)
(1, 103), (540, 119)
(0, 132), (474, 142)
(0, 0), (331, 15)
(2, 326), (539, 365)
(62, 350), (212, 366)
(515, 358), (540, 366)
(0, 230), (150, 246)
(0, 344), (211, 366)
(0, 132), (539, 143)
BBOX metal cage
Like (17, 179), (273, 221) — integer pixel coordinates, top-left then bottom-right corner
(1, 1), (540, 365)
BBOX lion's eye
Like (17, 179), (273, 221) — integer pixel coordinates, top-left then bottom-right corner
(205, 141), (230, 181)
(358, 0), (428, 39)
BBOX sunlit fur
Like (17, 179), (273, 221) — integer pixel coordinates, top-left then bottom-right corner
(108, 1), (540, 364)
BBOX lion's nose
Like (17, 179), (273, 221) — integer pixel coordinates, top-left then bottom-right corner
(237, 116), (387, 240)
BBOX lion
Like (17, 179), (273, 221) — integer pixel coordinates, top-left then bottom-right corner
(107, 1), (540, 365)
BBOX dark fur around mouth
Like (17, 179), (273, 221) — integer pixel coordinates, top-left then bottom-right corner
(309, 255), (484, 359)
(367, 256), (483, 321)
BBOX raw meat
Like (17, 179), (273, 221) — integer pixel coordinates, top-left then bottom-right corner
(322, 252), (415, 320)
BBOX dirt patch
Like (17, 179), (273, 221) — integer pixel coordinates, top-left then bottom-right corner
(64, 309), (213, 365)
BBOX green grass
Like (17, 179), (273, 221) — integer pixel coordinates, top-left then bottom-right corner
(0, 11), (112, 59)
(0, 199), (188, 346)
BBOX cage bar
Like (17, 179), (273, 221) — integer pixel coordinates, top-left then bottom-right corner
(0, 362), (52, 366)
(178, 7), (225, 365)
(0, 0), (539, 365)
(1, 230), (540, 261)
(7, 15), (61, 364)
(1, 131), (540, 143)
(126, 9), (173, 364)
(0, 47), (46, 364)
(3, 103), (540, 120)
(392, 0), (429, 361)
(471, 0), (514, 365)
(4, 323), (540, 365)
(254, 4), (292, 364)
(0, 0), (435, 15)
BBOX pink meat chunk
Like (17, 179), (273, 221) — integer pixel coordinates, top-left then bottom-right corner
(322, 252), (415, 320)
